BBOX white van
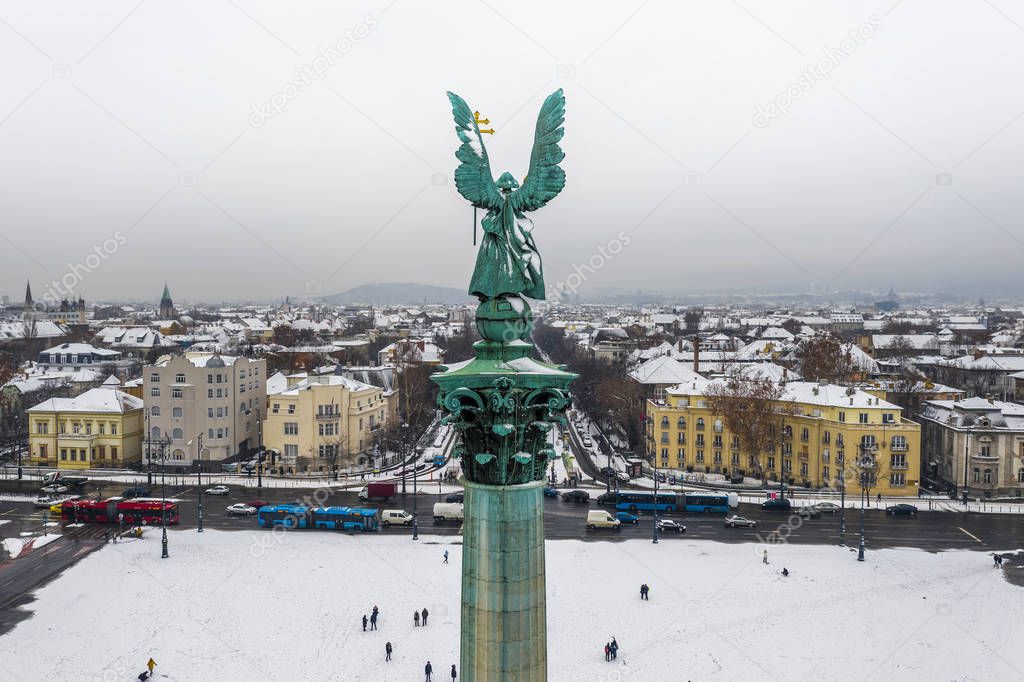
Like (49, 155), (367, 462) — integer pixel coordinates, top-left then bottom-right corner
(381, 509), (414, 527)
(433, 502), (464, 523)
(586, 510), (621, 530)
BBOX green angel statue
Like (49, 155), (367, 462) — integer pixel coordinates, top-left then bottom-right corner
(447, 89), (566, 302)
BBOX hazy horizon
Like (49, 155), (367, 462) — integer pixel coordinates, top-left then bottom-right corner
(2, 1), (1023, 304)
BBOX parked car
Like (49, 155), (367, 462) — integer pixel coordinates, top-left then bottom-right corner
(761, 498), (792, 511)
(796, 506), (820, 519)
(616, 511), (639, 525)
(581, 436), (593, 447)
(445, 491), (464, 503)
(724, 514), (757, 528)
(205, 485), (230, 496)
(40, 484), (69, 494)
(226, 503), (257, 515)
(656, 518), (686, 533)
(586, 510), (621, 530)
(815, 502), (841, 513)
(542, 487), (559, 498)
(381, 509), (414, 527)
(121, 486), (151, 499)
(886, 503), (918, 516)
(561, 490), (590, 504)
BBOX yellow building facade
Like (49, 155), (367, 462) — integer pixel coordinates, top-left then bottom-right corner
(264, 375), (388, 474)
(646, 379), (921, 496)
(27, 387), (144, 469)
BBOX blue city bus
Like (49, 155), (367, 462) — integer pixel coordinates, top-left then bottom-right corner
(683, 492), (731, 513)
(257, 504), (309, 528)
(614, 492), (680, 513)
(310, 506), (379, 532)
(432, 453), (446, 467)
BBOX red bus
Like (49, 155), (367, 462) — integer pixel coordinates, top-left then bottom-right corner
(61, 499), (180, 526)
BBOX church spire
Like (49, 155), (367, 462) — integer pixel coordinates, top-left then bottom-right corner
(24, 280), (32, 307)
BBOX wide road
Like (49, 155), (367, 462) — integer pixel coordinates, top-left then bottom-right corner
(4, 483), (1022, 551)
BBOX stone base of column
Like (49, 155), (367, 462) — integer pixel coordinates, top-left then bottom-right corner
(461, 478), (547, 682)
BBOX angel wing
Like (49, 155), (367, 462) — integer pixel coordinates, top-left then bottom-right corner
(447, 91), (502, 211)
(512, 89), (566, 213)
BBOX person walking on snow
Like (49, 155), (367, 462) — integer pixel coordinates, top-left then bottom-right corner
(414, 610), (420, 627)
(421, 607), (429, 625)
(370, 612), (378, 630)
(362, 614), (368, 631)
(610, 638), (618, 660)
(451, 663), (457, 680)
(385, 641), (392, 662)
(763, 549), (769, 564)
(425, 660), (433, 681)
(604, 643), (611, 662)
(444, 549), (449, 564)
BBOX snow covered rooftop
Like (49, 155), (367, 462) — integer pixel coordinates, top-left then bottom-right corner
(26, 386), (144, 413)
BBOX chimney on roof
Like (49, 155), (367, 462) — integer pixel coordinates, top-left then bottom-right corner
(692, 335), (700, 374)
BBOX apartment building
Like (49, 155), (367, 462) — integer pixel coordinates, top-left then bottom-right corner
(144, 352), (266, 468)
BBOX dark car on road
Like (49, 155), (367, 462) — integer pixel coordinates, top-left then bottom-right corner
(246, 499), (268, 510)
(656, 518), (686, 533)
(561, 490), (590, 504)
(596, 492), (616, 507)
(445, 492), (464, 503)
(886, 503), (918, 516)
(796, 506), (820, 519)
(761, 498), (792, 511)
(122, 486), (151, 499)
(543, 487), (559, 498)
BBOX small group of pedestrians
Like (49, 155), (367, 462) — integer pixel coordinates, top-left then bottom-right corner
(639, 583), (650, 600)
(362, 605), (380, 632)
(603, 637), (619, 662)
(413, 608), (429, 626)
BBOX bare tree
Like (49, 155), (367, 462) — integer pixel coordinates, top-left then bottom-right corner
(704, 375), (795, 483)
(796, 332), (854, 384)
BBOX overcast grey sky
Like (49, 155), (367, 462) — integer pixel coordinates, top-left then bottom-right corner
(1, 0), (1022, 305)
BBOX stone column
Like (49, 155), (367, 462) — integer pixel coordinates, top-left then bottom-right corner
(461, 479), (546, 681)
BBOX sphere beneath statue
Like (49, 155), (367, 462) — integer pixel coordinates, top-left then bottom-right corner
(475, 295), (533, 342)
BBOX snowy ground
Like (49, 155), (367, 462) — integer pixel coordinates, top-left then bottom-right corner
(2, 530), (1022, 681)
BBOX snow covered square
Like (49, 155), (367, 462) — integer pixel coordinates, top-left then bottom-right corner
(2, 529), (1021, 681)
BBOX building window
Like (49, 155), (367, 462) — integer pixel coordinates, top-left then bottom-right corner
(660, 416), (669, 428)
(39, 444), (47, 458)
(801, 428), (809, 442)
(713, 451), (722, 464)
(150, 373), (160, 383)
(172, 427), (183, 440)
(891, 436), (907, 451)
(35, 421), (48, 434)
(661, 433), (669, 444)
(891, 454), (907, 469)
(713, 435), (722, 448)
(696, 450), (704, 463)
(1018, 468), (1024, 483)
(696, 418), (705, 431)
(111, 423), (117, 435)
(288, 404), (295, 414)
(150, 387), (160, 397)
(208, 389), (214, 398)
(111, 446), (117, 459)
(172, 407), (182, 418)
(99, 423), (105, 434)
(890, 472), (906, 486)
(822, 449), (830, 463)
(973, 468), (980, 483)
(284, 422), (298, 435)
(272, 403), (280, 414)
(767, 456), (775, 470)
(175, 373), (186, 383)
(800, 463), (808, 476)
(151, 406), (160, 416)
(882, 413), (894, 424)
(60, 448), (67, 460)
(713, 419), (723, 433)
(838, 412), (846, 423)
(696, 434), (704, 447)
(677, 433), (686, 445)
(980, 445), (991, 458)
(172, 388), (183, 399)
(216, 374), (223, 384)
(823, 431), (831, 444)
(677, 448), (685, 462)
(208, 374), (213, 384)
(983, 469), (992, 484)
(859, 413), (869, 424)
(731, 453), (739, 465)
(823, 466), (830, 482)
(676, 417), (686, 429)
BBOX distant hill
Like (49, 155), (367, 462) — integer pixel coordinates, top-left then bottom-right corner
(320, 283), (472, 306)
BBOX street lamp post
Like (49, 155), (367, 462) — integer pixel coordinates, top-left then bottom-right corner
(650, 418), (659, 544)
(257, 411), (263, 490)
(17, 415), (24, 480)
(838, 448), (846, 547)
(412, 444), (419, 541)
(961, 429), (971, 506)
(856, 444), (878, 562)
(160, 437), (169, 559)
(400, 424), (408, 494)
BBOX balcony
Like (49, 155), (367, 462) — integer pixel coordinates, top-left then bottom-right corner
(890, 462), (909, 470)
(316, 413), (340, 421)
(971, 451), (999, 462)
(890, 443), (908, 452)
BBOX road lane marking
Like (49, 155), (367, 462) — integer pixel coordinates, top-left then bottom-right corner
(958, 527), (983, 543)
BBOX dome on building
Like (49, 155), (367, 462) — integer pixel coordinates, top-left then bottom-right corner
(206, 354), (226, 368)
